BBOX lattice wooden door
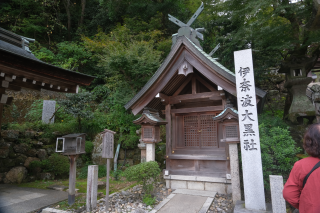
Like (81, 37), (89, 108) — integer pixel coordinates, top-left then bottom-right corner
(183, 114), (217, 148)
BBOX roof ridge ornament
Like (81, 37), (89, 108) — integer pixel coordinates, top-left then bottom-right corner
(168, 2), (205, 49)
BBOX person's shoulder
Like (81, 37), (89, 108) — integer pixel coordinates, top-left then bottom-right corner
(295, 156), (320, 167)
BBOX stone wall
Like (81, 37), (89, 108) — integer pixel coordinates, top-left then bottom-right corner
(0, 130), (56, 184)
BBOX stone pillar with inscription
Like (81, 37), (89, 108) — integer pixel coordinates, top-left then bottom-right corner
(234, 49), (266, 211)
(42, 100), (56, 124)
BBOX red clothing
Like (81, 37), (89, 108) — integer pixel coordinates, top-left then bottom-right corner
(283, 156), (320, 213)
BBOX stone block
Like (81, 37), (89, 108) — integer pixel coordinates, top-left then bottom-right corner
(26, 148), (37, 157)
(146, 143), (155, 162)
(40, 138), (51, 145)
(37, 149), (48, 160)
(0, 142), (10, 149)
(42, 100), (56, 124)
(24, 157), (40, 168)
(24, 131), (36, 138)
(227, 184), (232, 194)
(170, 180), (187, 189)
(8, 147), (17, 158)
(204, 182), (226, 193)
(118, 159), (133, 167)
(187, 181), (204, 190)
(3, 158), (15, 167)
(270, 175), (286, 213)
(1, 130), (19, 141)
(47, 185), (68, 191)
(0, 173), (5, 183)
(97, 181), (106, 189)
(15, 154), (27, 166)
(119, 149), (125, 160)
(13, 143), (29, 153)
(38, 172), (55, 180)
(0, 148), (9, 158)
(126, 150), (134, 159)
(166, 180), (170, 188)
(4, 166), (27, 184)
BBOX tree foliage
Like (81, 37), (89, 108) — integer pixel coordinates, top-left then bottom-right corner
(58, 92), (94, 131)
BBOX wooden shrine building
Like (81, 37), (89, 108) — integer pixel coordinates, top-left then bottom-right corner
(0, 27), (94, 126)
(125, 3), (266, 195)
(125, 30), (266, 194)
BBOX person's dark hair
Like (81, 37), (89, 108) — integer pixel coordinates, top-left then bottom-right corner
(304, 123), (320, 158)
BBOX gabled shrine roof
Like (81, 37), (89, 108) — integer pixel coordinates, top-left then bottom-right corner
(125, 36), (266, 114)
(133, 108), (167, 125)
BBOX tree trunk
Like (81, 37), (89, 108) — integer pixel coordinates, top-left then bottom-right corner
(63, 0), (71, 41)
(79, 0), (86, 27)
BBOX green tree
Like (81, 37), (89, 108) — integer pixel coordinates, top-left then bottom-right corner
(58, 92), (94, 131)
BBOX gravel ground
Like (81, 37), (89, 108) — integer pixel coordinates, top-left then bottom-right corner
(207, 193), (234, 213)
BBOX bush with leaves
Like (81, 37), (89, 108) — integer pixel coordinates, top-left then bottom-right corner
(78, 164), (107, 179)
(259, 124), (301, 190)
(123, 161), (161, 196)
(30, 153), (69, 177)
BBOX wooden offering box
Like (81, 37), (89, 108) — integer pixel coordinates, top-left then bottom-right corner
(56, 133), (86, 155)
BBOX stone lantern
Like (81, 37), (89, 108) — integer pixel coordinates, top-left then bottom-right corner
(213, 107), (241, 204)
(279, 56), (316, 123)
(306, 83), (320, 122)
(133, 108), (167, 162)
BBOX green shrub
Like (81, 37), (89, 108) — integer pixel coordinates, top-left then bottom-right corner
(81, 141), (94, 164)
(111, 169), (124, 181)
(123, 161), (161, 195)
(78, 164), (107, 179)
(30, 153), (69, 177)
(142, 194), (156, 206)
(259, 124), (301, 190)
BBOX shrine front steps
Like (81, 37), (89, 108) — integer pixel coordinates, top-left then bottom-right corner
(164, 174), (231, 194)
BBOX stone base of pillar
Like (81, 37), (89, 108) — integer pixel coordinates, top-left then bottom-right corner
(146, 143), (155, 162)
(141, 149), (146, 163)
(229, 143), (241, 204)
(138, 141), (146, 163)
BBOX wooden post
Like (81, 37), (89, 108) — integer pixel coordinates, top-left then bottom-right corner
(68, 155), (77, 205)
(106, 158), (110, 211)
(86, 165), (98, 212)
(0, 104), (3, 131)
(165, 104), (171, 156)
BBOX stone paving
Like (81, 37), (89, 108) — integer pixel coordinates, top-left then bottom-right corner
(0, 184), (67, 213)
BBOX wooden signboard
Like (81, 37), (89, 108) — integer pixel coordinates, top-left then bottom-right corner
(102, 130), (115, 158)
(101, 129), (116, 211)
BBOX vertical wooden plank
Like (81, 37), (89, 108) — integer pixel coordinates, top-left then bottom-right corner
(86, 165), (98, 212)
(195, 160), (200, 171)
(68, 155), (77, 205)
(192, 77), (196, 94)
(171, 113), (176, 150)
(165, 104), (171, 161)
(0, 104), (3, 131)
(105, 159), (110, 211)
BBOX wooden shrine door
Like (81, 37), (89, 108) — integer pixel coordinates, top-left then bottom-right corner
(184, 113), (217, 148)
(174, 112), (219, 150)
